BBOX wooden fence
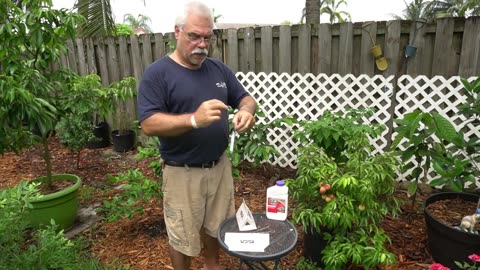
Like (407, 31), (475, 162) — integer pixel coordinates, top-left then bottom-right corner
(54, 17), (480, 131)
(58, 16), (480, 83)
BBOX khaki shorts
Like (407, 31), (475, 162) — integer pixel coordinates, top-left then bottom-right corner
(162, 154), (235, 256)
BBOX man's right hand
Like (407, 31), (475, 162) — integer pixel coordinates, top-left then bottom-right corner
(192, 99), (228, 128)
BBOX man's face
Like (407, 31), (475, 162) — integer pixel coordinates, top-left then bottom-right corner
(175, 14), (214, 69)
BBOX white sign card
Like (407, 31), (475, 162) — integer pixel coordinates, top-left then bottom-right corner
(236, 199), (257, 231)
(224, 232), (270, 252)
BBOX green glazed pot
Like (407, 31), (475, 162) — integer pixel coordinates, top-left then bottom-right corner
(28, 174), (82, 231)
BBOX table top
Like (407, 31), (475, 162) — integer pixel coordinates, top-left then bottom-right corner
(217, 213), (298, 261)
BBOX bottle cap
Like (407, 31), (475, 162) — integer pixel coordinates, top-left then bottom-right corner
(276, 180), (285, 186)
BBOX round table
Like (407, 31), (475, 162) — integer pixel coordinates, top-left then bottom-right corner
(217, 213), (298, 270)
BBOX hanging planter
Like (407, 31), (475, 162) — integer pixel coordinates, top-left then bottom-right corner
(370, 44), (388, 71)
(424, 192), (480, 268)
(362, 23), (388, 71)
(404, 45), (417, 58)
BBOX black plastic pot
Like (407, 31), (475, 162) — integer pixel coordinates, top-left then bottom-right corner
(424, 192), (480, 268)
(111, 129), (135, 152)
(303, 228), (329, 267)
(86, 122), (110, 149)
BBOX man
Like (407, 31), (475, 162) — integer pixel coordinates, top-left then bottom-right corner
(137, 1), (257, 269)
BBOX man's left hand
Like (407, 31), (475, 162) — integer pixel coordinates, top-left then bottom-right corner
(233, 110), (255, 133)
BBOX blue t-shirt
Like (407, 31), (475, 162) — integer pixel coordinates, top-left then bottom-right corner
(137, 56), (250, 163)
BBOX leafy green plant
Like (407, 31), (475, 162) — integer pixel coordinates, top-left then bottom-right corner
(390, 111), (461, 202)
(109, 77), (137, 135)
(287, 109), (400, 270)
(0, 1), (84, 187)
(136, 137), (162, 176)
(391, 78), (480, 198)
(294, 109), (384, 164)
(56, 75), (136, 164)
(0, 182), (109, 270)
(98, 168), (162, 222)
(115, 23), (134, 35)
(56, 114), (97, 169)
(99, 137), (162, 222)
(227, 109), (296, 177)
(295, 257), (321, 270)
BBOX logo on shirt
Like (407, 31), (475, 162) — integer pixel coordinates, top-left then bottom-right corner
(216, 82), (227, 89)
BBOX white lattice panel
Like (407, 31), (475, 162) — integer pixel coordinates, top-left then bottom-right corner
(394, 75), (479, 187)
(236, 72), (394, 168)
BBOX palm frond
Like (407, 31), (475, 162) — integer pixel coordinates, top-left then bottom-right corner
(76, 0), (115, 37)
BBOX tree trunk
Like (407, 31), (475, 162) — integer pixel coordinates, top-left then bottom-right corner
(305, 0), (321, 24)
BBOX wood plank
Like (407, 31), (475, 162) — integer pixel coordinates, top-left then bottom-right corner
(278, 25), (291, 74)
(423, 32), (436, 77)
(261, 26), (273, 74)
(130, 34), (143, 81)
(458, 17), (480, 77)
(118, 35), (131, 78)
(153, 33), (165, 61)
(432, 18), (455, 76)
(337, 22), (353, 75)
(141, 34), (153, 71)
(351, 34), (361, 76)
(60, 54), (68, 70)
(318, 24), (332, 75)
(210, 29), (223, 62)
(164, 32), (176, 55)
(128, 35), (143, 130)
(94, 38), (109, 87)
(75, 38), (87, 75)
(106, 36), (120, 83)
(86, 38), (97, 74)
(360, 21), (377, 76)
(66, 40), (78, 73)
(226, 29), (239, 72)
(297, 24), (311, 74)
(244, 27), (256, 72)
(384, 20), (401, 77)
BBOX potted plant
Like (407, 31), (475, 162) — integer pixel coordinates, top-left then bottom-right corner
(110, 78), (137, 152)
(65, 74), (137, 150)
(69, 74), (113, 149)
(391, 77), (480, 268)
(0, 0), (87, 230)
(287, 109), (401, 269)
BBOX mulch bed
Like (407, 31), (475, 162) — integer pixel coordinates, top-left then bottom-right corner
(0, 136), (447, 269)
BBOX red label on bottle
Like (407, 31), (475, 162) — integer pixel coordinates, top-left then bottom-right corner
(267, 197), (286, 213)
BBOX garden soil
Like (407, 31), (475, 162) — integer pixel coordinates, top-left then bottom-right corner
(1, 136), (468, 270)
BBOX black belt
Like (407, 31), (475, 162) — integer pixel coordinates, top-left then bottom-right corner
(163, 159), (219, 168)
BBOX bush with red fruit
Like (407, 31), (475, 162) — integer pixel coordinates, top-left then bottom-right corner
(286, 109), (401, 270)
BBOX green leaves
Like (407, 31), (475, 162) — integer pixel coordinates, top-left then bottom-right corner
(288, 109), (400, 269)
(98, 168), (162, 222)
(295, 109), (383, 164)
(76, 0), (115, 37)
(1, 1), (82, 160)
(226, 108), (295, 177)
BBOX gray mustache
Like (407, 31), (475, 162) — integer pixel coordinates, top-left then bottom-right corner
(192, 48), (208, 55)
